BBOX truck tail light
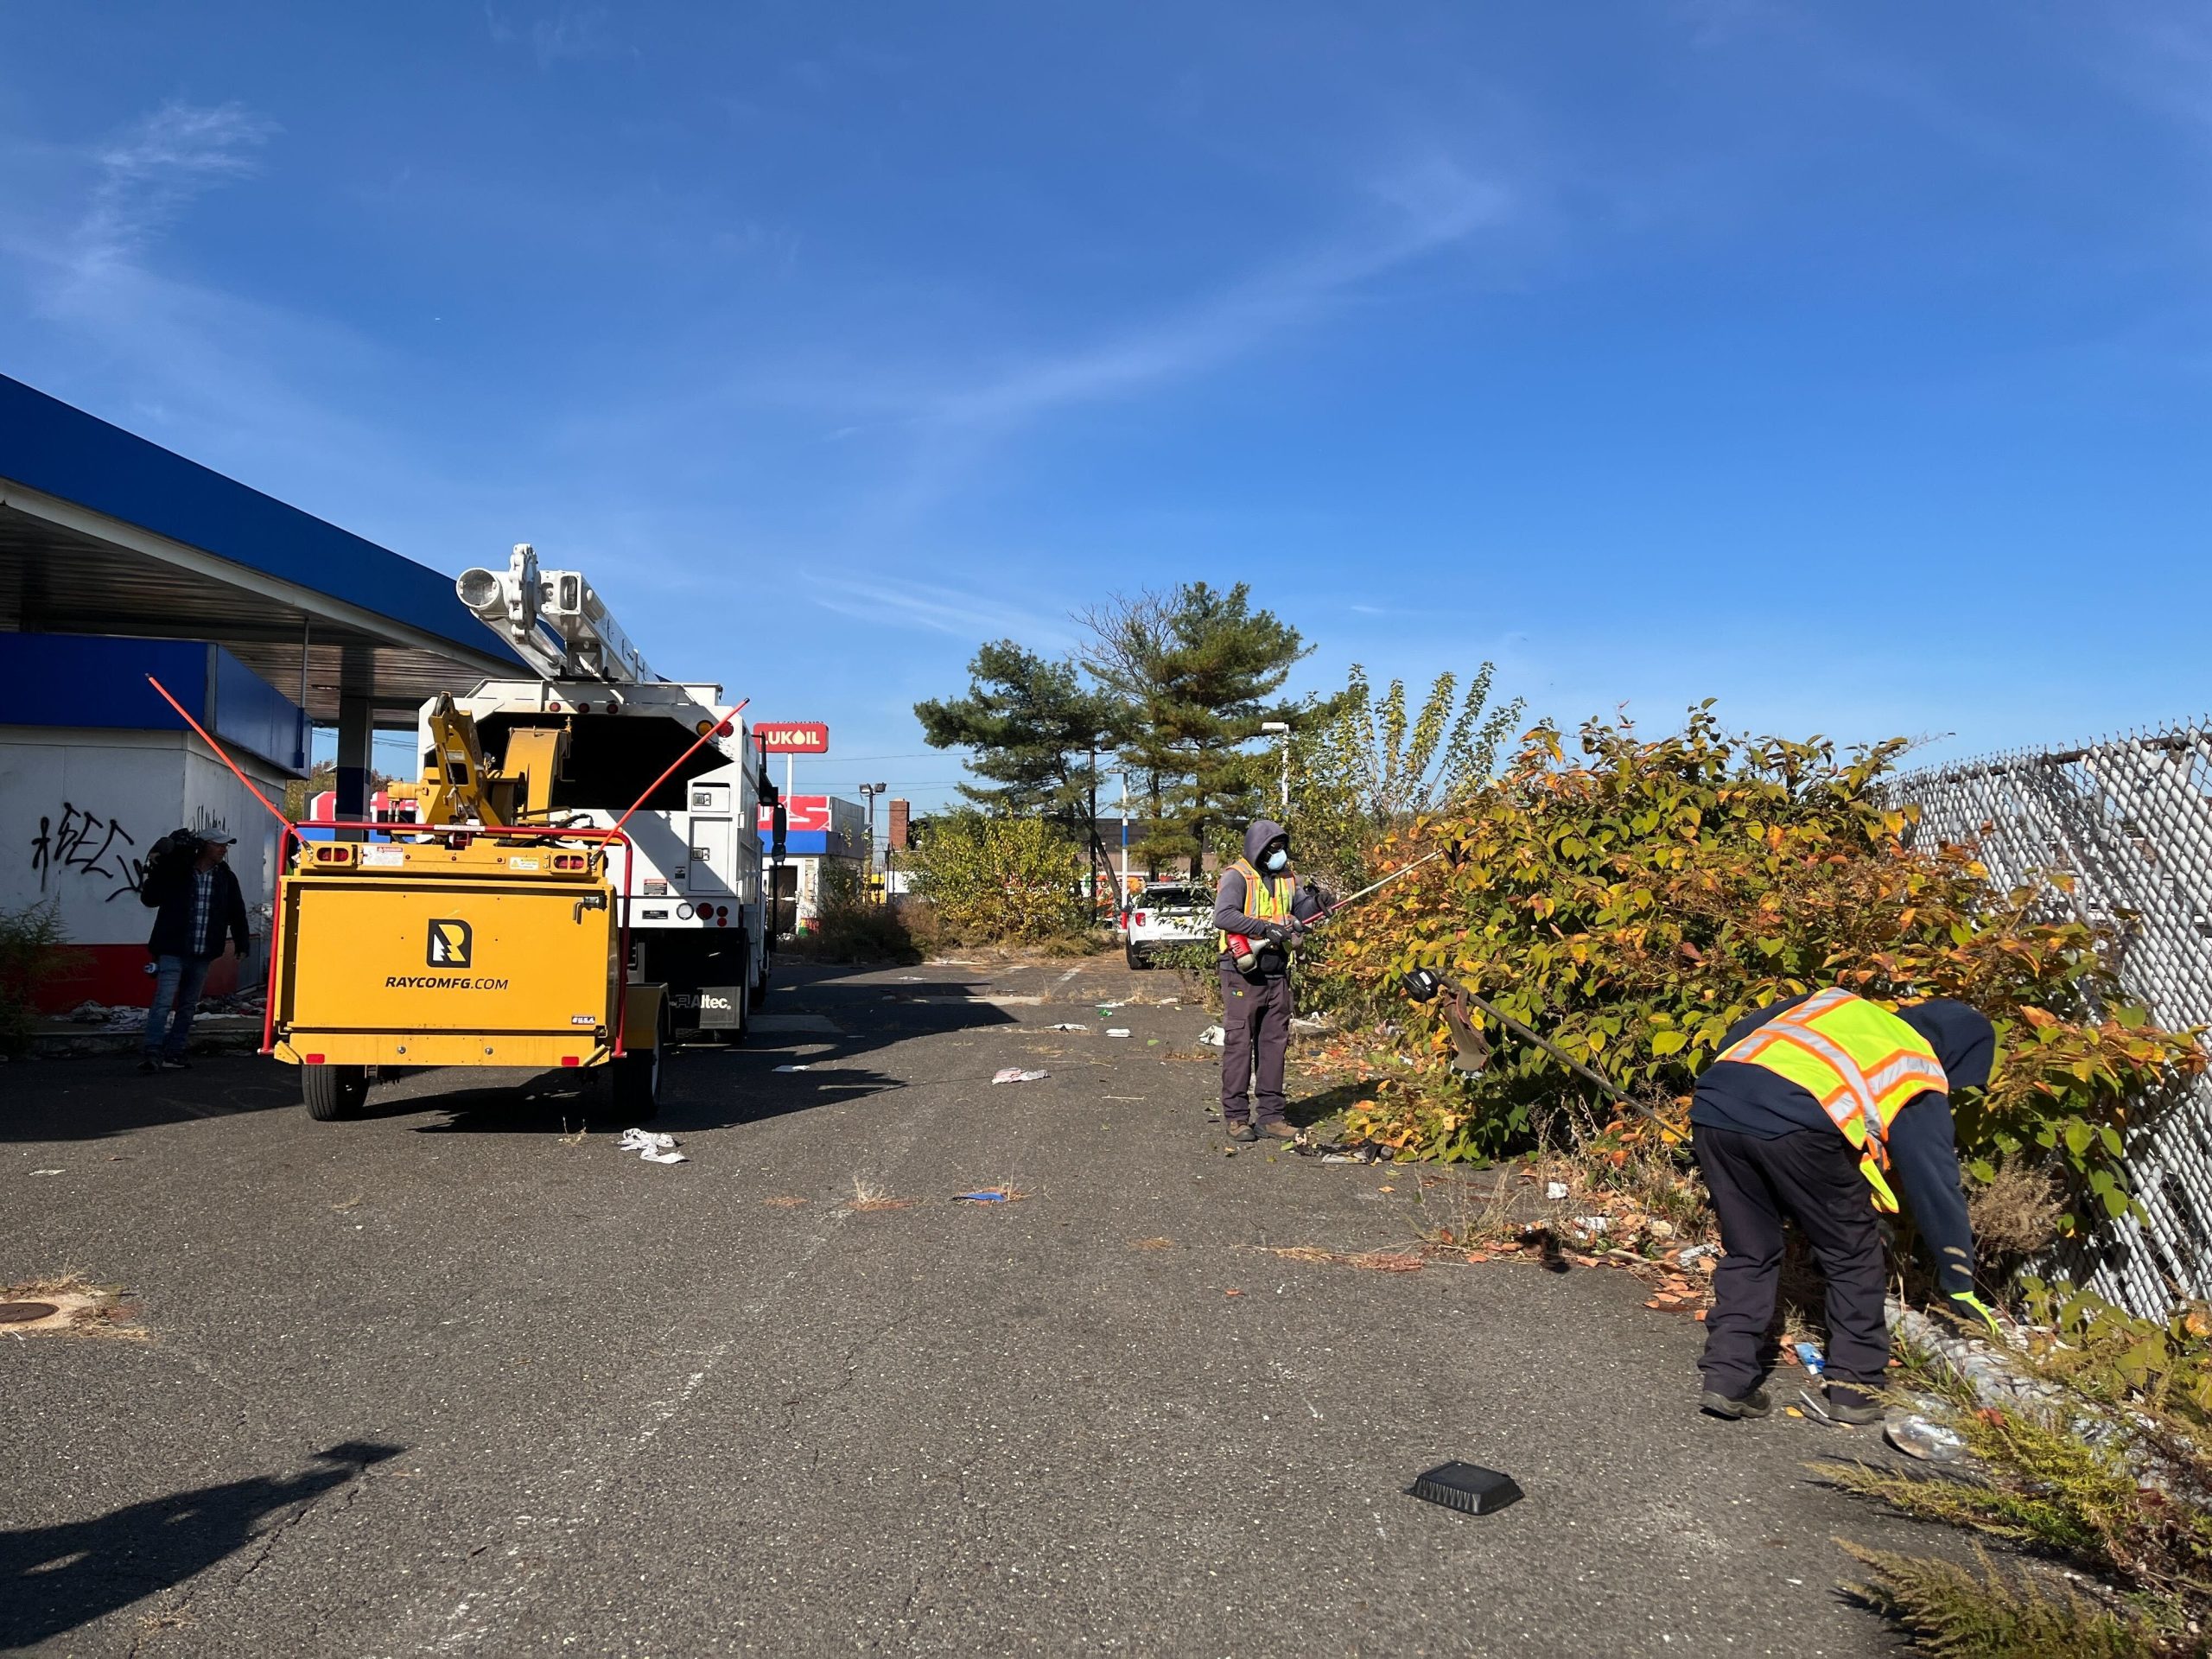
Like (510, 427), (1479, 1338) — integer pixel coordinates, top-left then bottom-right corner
(1135, 911), (1147, 926)
(304, 1053), (325, 1065)
(552, 853), (588, 871)
(312, 845), (356, 867)
(561, 1056), (581, 1067)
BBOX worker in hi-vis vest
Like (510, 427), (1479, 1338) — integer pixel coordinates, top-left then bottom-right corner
(1211, 819), (1326, 1142)
(1688, 988), (1999, 1424)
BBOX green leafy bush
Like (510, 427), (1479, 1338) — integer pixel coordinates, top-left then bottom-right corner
(905, 810), (1086, 946)
(1320, 707), (2205, 1205)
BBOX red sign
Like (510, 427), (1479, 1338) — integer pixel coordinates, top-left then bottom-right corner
(757, 721), (830, 754)
(757, 797), (832, 833)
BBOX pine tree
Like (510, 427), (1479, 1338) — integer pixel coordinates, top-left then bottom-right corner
(912, 640), (1124, 884)
(1079, 582), (1312, 875)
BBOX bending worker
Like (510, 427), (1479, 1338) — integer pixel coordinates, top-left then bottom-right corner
(1212, 818), (1325, 1143)
(1689, 987), (1999, 1423)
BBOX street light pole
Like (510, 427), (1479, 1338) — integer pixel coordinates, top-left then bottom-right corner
(858, 782), (886, 899)
(1261, 721), (1291, 816)
(1117, 767), (1130, 906)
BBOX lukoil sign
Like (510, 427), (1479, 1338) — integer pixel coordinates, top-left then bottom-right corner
(756, 722), (829, 754)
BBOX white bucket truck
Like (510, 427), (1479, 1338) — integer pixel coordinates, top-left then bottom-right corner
(434, 545), (776, 1039)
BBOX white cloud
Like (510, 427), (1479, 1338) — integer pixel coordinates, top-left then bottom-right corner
(73, 100), (276, 281)
(807, 574), (1078, 647)
(485, 3), (613, 69)
(925, 157), (1514, 435)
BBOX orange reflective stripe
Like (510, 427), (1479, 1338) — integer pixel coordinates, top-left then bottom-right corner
(1763, 1020), (1883, 1141)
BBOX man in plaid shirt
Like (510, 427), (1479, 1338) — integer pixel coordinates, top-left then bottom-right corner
(138, 831), (252, 1072)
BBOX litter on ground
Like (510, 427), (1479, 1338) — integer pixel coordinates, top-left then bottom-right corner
(1545, 1181), (1569, 1199)
(772, 1064), (810, 1072)
(1886, 1414), (1967, 1462)
(1106, 1028), (1133, 1039)
(991, 1067), (1049, 1084)
(952, 1189), (1027, 1204)
(1198, 1026), (1225, 1047)
(1045, 1022), (1088, 1032)
(617, 1128), (686, 1164)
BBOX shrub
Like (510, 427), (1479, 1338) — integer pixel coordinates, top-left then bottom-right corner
(790, 862), (919, 963)
(0, 899), (81, 1057)
(905, 810), (1086, 946)
(1319, 707), (2204, 1207)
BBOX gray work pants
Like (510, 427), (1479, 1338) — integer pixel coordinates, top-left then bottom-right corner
(1219, 965), (1293, 1127)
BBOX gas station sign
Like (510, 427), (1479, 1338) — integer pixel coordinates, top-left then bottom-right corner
(756, 722), (830, 754)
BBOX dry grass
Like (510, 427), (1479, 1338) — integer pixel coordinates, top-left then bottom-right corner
(2, 1270), (147, 1340)
(1969, 1161), (2065, 1261)
(1258, 1245), (1426, 1274)
(1129, 1236), (1176, 1250)
(843, 1178), (914, 1213)
(761, 1196), (810, 1209)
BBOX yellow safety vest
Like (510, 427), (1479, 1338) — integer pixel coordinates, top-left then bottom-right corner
(1217, 859), (1292, 955)
(1715, 988), (1949, 1213)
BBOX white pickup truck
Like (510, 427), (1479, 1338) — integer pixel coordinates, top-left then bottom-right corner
(1120, 880), (1214, 969)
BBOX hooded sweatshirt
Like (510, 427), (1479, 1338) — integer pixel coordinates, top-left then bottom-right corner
(1213, 819), (1323, 974)
(1691, 993), (1996, 1140)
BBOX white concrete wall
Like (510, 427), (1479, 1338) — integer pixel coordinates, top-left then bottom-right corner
(1, 726), (284, 957)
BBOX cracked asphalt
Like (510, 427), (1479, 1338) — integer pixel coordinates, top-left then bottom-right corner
(2, 955), (1957, 1656)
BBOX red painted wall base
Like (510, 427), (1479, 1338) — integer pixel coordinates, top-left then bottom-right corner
(35, 944), (244, 1013)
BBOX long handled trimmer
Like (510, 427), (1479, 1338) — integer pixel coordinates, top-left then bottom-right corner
(1224, 842), (1454, 971)
(1400, 965), (1686, 1144)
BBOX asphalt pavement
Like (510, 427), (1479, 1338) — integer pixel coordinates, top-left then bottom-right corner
(0, 954), (1955, 1656)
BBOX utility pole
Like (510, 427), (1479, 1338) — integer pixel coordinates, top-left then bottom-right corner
(858, 782), (886, 899)
(1117, 767), (1130, 908)
(1262, 721), (1291, 815)
(1087, 745), (1100, 914)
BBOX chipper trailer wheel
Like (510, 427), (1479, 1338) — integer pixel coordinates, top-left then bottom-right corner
(303, 1063), (370, 1122)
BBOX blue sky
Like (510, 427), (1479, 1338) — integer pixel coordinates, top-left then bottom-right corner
(3, 3), (2208, 807)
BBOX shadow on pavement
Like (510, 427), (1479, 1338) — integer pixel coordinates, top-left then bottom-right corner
(2, 962), (1029, 1144)
(0, 1054), (300, 1144)
(0, 1441), (402, 1649)
(404, 962), (1020, 1135)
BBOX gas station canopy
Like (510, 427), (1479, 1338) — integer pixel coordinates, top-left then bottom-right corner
(0, 372), (524, 725)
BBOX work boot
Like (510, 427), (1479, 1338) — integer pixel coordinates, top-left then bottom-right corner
(1699, 1386), (1771, 1421)
(161, 1056), (192, 1071)
(1824, 1385), (1883, 1426)
(1258, 1118), (1299, 1141)
(137, 1056), (160, 1075)
(1225, 1122), (1258, 1143)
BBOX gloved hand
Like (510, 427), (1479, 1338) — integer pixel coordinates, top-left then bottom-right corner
(1262, 923), (1294, 947)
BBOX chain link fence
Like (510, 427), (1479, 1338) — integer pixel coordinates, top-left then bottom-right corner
(1892, 718), (2212, 1317)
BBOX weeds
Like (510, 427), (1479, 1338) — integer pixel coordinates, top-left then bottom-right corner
(0, 899), (83, 1057)
(843, 1177), (913, 1213)
(1837, 1542), (2159, 1657)
(1823, 1303), (2212, 1655)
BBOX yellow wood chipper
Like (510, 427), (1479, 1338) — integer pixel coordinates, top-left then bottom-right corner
(266, 692), (669, 1122)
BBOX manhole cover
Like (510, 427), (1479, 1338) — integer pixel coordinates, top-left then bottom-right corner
(0, 1302), (59, 1324)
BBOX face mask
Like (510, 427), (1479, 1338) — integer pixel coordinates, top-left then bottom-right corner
(1262, 848), (1288, 874)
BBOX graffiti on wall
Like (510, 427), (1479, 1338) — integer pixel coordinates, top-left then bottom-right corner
(29, 803), (143, 902)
